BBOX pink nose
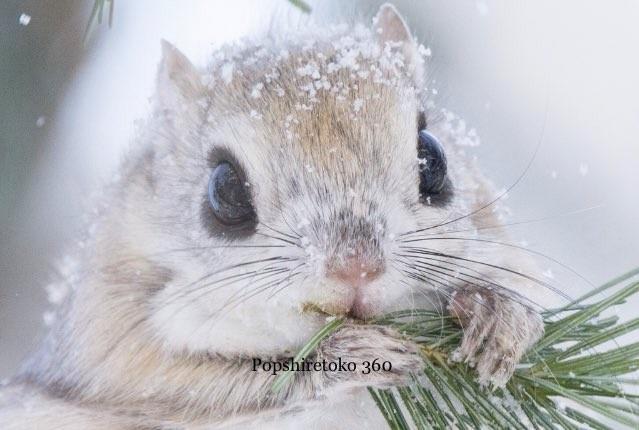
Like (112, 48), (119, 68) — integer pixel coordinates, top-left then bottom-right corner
(327, 256), (384, 288)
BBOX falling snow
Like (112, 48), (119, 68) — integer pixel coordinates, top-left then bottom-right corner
(43, 311), (56, 326)
(418, 44), (432, 57)
(46, 281), (69, 305)
(440, 109), (481, 147)
(18, 13), (31, 26)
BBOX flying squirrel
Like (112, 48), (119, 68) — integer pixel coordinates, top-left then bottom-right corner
(0, 4), (546, 429)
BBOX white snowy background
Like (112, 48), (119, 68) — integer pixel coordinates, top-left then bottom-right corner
(1, 0), (638, 378)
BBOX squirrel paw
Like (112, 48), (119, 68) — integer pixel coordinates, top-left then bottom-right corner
(317, 324), (422, 389)
(448, 287), (544, 388)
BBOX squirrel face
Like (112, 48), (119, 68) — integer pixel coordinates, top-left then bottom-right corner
(123, 11), (475, 359)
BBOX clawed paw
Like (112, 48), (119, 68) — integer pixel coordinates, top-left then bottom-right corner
(448, 287), (543, 388)
(317, 324), (422, 389)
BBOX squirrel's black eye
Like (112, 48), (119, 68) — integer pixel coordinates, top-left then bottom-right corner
(208, 161), (256, 227)
(417, 129), (449, 199)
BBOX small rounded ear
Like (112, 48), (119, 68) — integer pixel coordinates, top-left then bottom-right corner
(156, 40), (203, 107)
(373, 3), (412, 45)
(373, 3), (424, 84)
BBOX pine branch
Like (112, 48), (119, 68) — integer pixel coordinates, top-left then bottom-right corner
(286, 0), (312, 14)
(83, 0), (113, 44)
(83, 0), (311, 43)
(275, 269), (639, 429)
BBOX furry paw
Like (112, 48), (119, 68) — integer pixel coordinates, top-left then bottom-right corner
(448, 287), (544, 388)
(316, 324), (421, 389)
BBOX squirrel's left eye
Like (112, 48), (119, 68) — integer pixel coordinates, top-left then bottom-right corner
(208, 161), (256, 227)
(417, 129), (449, 200)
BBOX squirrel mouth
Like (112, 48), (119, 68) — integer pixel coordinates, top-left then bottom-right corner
(301, 297), (375, 321)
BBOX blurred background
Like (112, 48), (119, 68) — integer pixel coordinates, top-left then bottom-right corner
(1, 0), (638, 378)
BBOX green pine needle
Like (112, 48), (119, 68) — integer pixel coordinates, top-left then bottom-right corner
(83, 0), (311, 44)
(276, 269), (639, 429)
(271, 317), (344, 393)
(287, 0), (312, 13)
(84, 0), (114, 44)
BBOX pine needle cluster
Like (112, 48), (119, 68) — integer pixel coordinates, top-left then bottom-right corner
(275, 269), (639, 429)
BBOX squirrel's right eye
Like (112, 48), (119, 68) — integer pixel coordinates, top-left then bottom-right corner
(417, 129), (451, 204)
(208, 161), (256, 227)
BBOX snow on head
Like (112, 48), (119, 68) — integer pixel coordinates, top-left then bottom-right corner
(197, 24), (487, 172)
(204, 23), (432, 122)
(219, 62), (234, 84)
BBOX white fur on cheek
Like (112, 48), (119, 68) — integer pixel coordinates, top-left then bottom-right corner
(149, 257), (323, 357)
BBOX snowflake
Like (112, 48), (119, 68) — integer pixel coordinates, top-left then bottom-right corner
(19, 13), (31, 26)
